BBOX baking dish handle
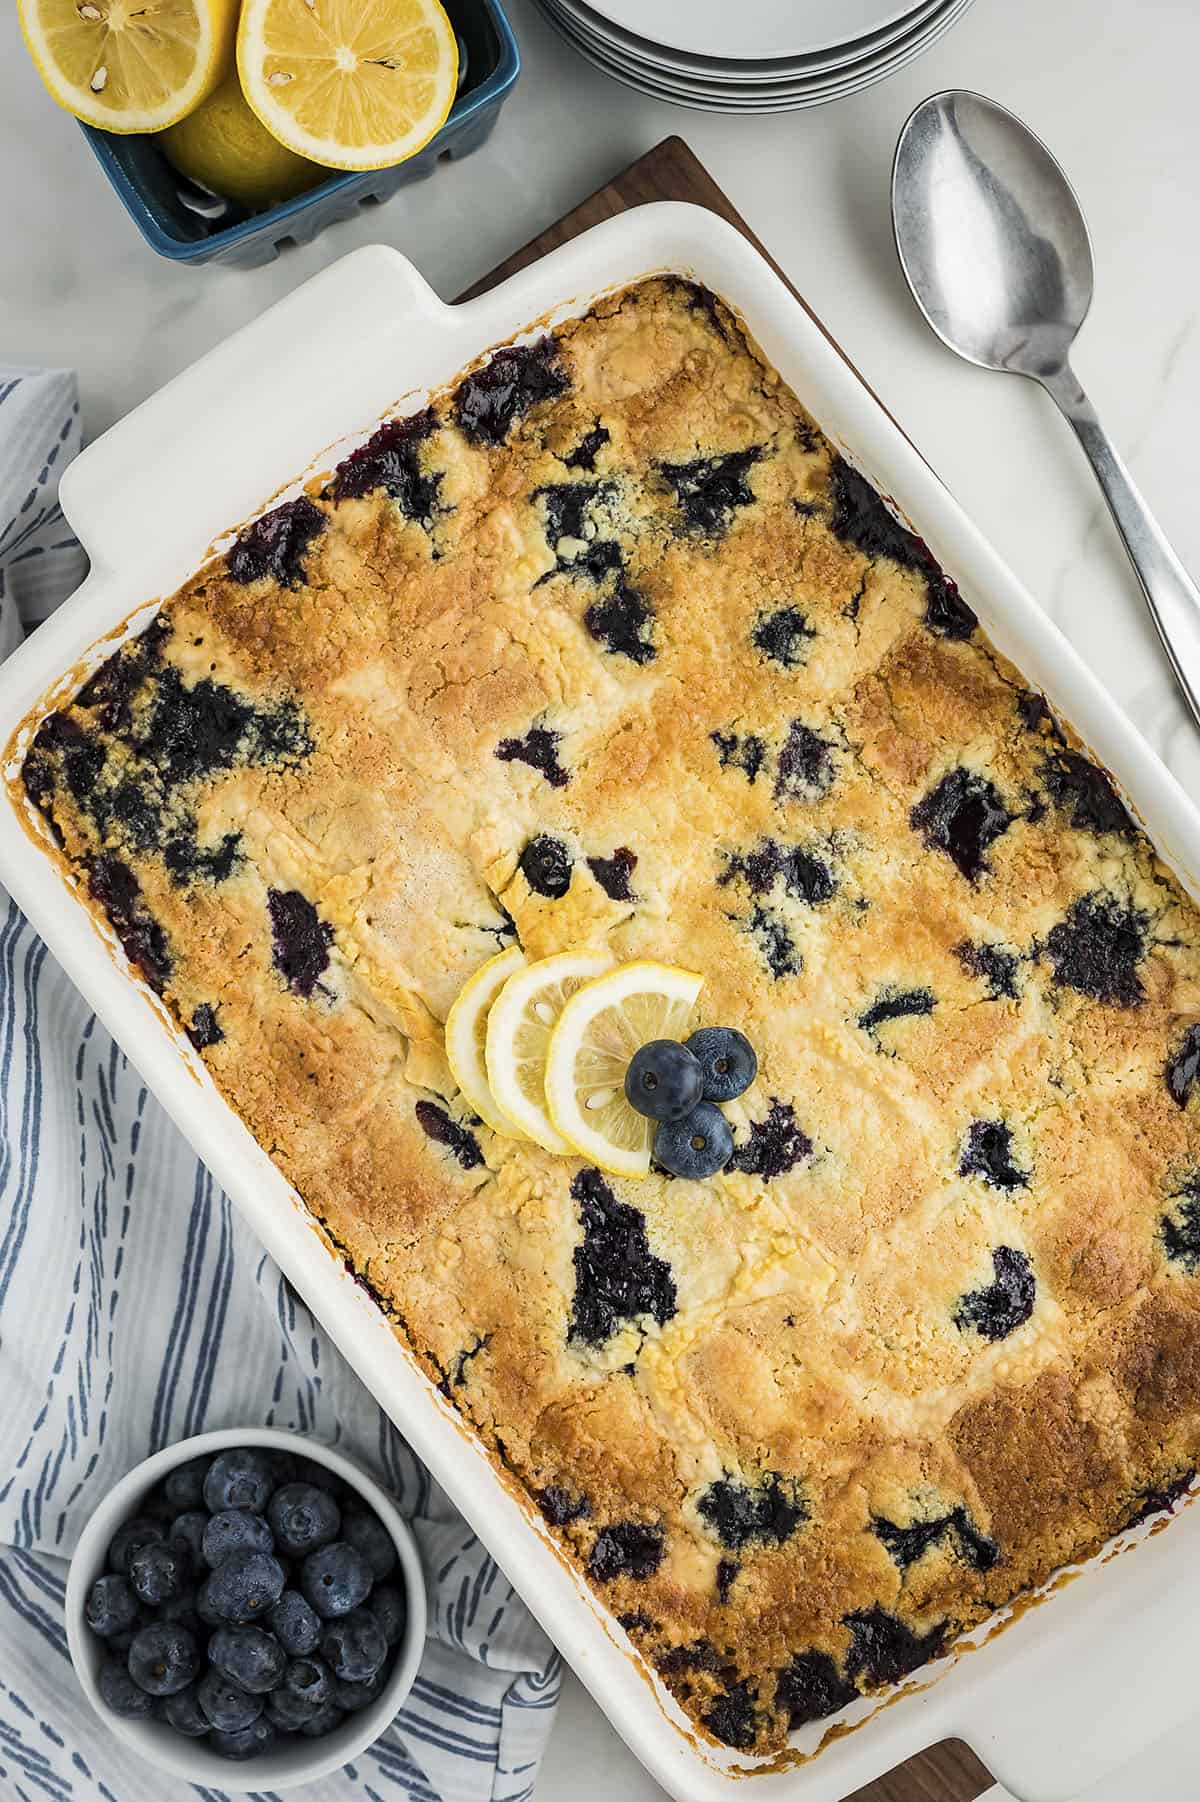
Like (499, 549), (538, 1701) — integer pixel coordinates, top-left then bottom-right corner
(57, 243), (452, 573)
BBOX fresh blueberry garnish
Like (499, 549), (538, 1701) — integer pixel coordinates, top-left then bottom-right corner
(202, 1509), (274, 1568)
(625, 1040), (705, 1123)
(85, 1574), (140, 1640)
(568, 1168), (677, 1347)
(300, 1542), (373, 1620)
(322, 1609), (387, 1683)
(267, 1482), (341, 1558)
(107, 1516), (165, 1576)
(519, 834), (573, 899)
(197, 1667), (265, 1732)
(209, 1625), (287, 1695)
(98, 1658), (156, 1718)
(203, 1449), (274, 1515)
(270, 1589), (323, 1657)
(341, 1511), (396, 1582)
(654, 1102), (734, 1180)
(129, 1538), (189, 1606)
(333, 1669), (389, 1712)
(169, 1511), (208, 1566)
(201, 1548), (286, 1624)
(454, 338), (568, 446)
(164, 1456), (210, 1511)
(128, 1622), (201, 1697)
(685, 1027), (756, 1102)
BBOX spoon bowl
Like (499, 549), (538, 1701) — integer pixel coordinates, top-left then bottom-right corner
(892, 89), (1200, 732)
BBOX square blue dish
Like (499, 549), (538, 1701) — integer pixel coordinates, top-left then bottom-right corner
(79, 0), (520, 269)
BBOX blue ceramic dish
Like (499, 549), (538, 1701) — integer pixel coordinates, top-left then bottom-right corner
(79, 0), (520, 270)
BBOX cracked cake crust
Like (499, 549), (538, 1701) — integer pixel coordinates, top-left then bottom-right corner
(12, 277), (1200, 1759)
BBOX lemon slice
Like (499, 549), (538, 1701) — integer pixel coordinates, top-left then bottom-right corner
(444, 946), (529, 1141)
(545, 961), (704, 1179)
(485, 948), (614, 1155)
(18, 0), (237, 134)
(237, 0), (460, 174)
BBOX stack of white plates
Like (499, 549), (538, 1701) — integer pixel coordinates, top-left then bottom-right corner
(531, 0), (979, 113)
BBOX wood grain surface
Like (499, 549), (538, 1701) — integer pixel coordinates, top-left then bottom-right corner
(458, 135), (992, 1802)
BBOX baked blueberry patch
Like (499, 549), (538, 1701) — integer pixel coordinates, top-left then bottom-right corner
(414, 1100), (484, 1171)
(328, 408), (441, 523)
(587, 848), (637, 902)
(659, 447), (762, 536)
(715, 1558), (740, 1602)
(569, 1168), (677, 1347)
(583, 583), (656, 664)
(89, 856), (173, 994)
(911, 767), (1013, 883)
(697, 1474), (806, 1550)
(843, 1605), (945, 1687)
(1161, 1178), (1200, 1272)
(954, 1246), (1036, 1340)
(827, 456), (976, 641)
(266, 888), (333, 998)
(775, 1652), (857, 1728)
(77, 613), (171, 730)
(538, 1487), (591, 1526)
(1124, 1471), (1195, 1528)
(731, 1102), (812, 1180)
(145, 671), (310, 789)
(588, 1521), (664, 1582)
(704, 1680), (758, 1750)
(873, 1508), (998, 1572)
(774, 721), (835, 802)
(1166, 1025), (1200, 1107)
(454, 338), (568, 446)
(537, 480), (612, 551)
(711, 729), (767, 785)
(720, 838), (836, 905)
(657, 1639), (720, 1678)
(1039, 750), (1135, 840)
(954, 939), (1020, 1000)
(568, 423), (609, 471)
(519, 834), (573, 899)
(495, 725), (569, 789)
(1042, 891), (1147, 1007)
(858, 987), (934, 1040)
(227, 496), (326, 589)
(960, 1120), (1028, 1190)
(187, 1004), (223, 1050)
(752, 606), (815, 670)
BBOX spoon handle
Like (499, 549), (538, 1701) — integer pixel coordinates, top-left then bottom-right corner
(1040, 362), (1200, 732)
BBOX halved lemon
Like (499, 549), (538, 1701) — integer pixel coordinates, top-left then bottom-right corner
(444, 946), (529, 1141)
(545, 961), (704, 1179)
(237, 0), (460, 174)
(18, 0), (238, 134)
(485, 948), (614, 1155)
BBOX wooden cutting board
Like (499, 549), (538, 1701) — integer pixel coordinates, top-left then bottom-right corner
(458, 136), (992, 1802)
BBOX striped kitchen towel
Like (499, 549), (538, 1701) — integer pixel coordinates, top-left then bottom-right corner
(0, 370), (561, 1801)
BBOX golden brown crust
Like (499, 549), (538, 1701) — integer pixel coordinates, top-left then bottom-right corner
(12, 276), (1200, 1757)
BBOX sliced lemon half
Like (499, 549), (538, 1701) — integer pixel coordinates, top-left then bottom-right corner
(237, 0), (460, 174)
(444, 945), (529, 1141)
(18, 0), (237, 134)
(545, 960), (704, 1179)
(485, 947), (614, 1155)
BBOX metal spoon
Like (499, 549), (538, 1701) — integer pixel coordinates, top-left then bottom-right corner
(892, 89), (1200, 731)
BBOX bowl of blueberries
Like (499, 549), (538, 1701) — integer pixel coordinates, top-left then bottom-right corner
(65, 1427), (426, 1787)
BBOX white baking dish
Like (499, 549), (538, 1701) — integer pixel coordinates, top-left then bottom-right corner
(2, 209), (1200, 1802)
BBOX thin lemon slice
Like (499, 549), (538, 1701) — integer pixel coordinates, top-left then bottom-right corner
(545, 961), (704, 1179)
(237, 0), (460, 174)
(444, 946), (529, 1141)
(18, 0), (237, 134)
(485, 948), (614, 1155)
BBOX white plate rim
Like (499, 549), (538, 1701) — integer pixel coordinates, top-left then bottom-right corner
(578, 0), (927, 61)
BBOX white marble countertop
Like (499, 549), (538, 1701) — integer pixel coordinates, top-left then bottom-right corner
(3, 0), (1199, 1794)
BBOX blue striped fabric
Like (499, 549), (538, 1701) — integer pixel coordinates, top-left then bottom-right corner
(0, 373), (561, 1800)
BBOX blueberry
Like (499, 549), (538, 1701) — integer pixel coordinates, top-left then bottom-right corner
(624, 1041), (704, 1123)
(340, 1509), (396, 1582)
(98, 1658), (156, 1719)
(105, 1613), (151, 1654)
(280, 1655), (335, 1711)
(196, 1581), (226, 1628)
(296, 1458), (342, 1497)
(140, 1482), (180, 1525)
(268, 1483), (341, 1557)
(169, 1510), (208, 1567)
(654, 1103), (734, 1180)
(266, 1448), (300, 1488)
(85, 1574), (139, 1640)
(300, 1702), (346, 1738)
(685, 1027), (757, 1102)
(162, 1681), (209, 1737)
(203, 1448), (273, 1514)
(164, 1455), (211, 1511)
(197, 1668), (265, 1733)
(334, 1668), (390, 1712)
(127, 1622), (200, 1696)
(201, 1548), (286, 1623)
(367, 1584), (407, 1647)
(159, 1589), (202, 1638)
(209, 1625), (287, 1695)
(211, 1718), (276, 1760)
(107, 1516), (164, 1575)
(266, 1688), (321, 1731)
(300, 1542), (372, 1619)
(321, 1609), (387, 1683)
(270, 1588), (323, 1656)
(203, 1508), (274, 1568)
(129, 1538), (188, 1606)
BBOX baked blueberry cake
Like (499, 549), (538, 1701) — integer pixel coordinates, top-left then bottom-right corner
(15, 277), (1200, 1759)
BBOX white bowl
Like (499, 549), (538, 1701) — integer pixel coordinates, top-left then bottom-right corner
(65, 1426), (427, 1791)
